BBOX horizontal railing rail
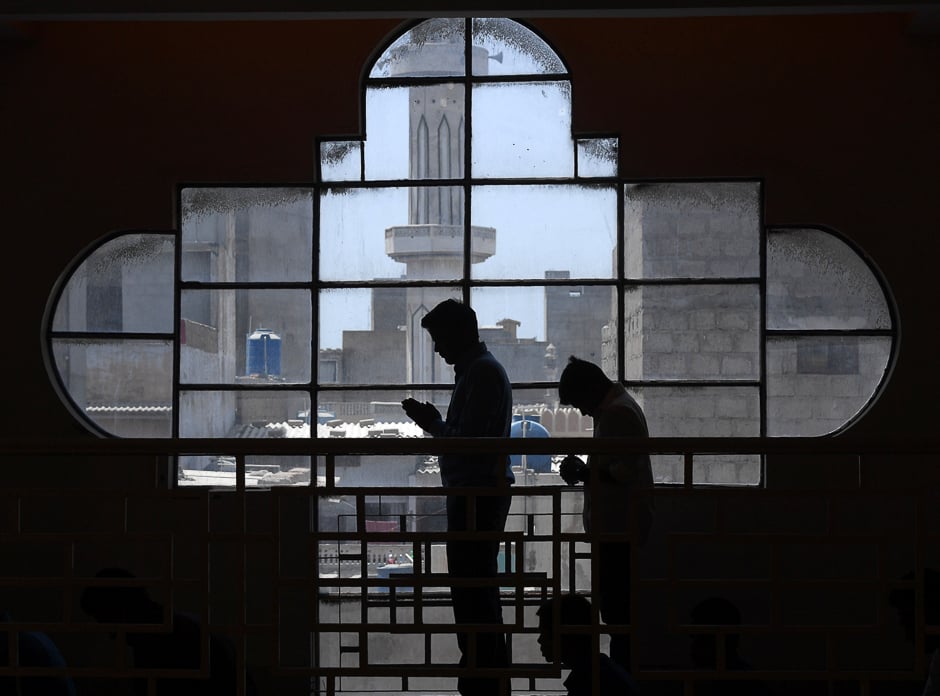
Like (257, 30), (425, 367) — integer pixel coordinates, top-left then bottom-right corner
(3, 435), (938, 456)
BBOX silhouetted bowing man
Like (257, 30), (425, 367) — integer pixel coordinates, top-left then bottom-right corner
(401, 299), (513, 696)
(557, 355), (654, 669)
(889, 568), (940, 696)
(0, 610), (76, 696)
(537, 593), (640, 696)
(80, 568), (255, 696)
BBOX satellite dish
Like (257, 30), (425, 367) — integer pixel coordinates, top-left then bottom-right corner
(489, 51), (503, 64)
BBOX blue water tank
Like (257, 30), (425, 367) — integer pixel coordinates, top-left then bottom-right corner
(245, 328), (282, 376)
(510, 415), (552, 472)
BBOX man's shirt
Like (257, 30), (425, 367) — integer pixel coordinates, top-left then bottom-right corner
(429, 342), (514, 487)
(583, 383), (654, 541)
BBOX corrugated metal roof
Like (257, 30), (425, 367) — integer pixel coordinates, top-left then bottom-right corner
(85, 404), (172, 414)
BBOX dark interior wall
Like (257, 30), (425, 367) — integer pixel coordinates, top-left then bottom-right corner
(3, 13), (938, 449)
(1, 16), (938, 691)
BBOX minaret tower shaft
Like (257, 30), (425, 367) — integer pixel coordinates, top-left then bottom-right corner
(384, 38), (497, 384)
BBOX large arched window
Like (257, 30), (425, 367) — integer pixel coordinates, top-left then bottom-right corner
(42, 18), (897, 488)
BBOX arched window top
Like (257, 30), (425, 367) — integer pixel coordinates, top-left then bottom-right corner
(369, 18), (567, 79)
(42, 16), (900, 487)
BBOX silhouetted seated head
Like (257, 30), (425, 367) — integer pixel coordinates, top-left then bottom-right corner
(80, 567), (160, 625)
(889, 568), (940, 651)
(689, 596), (743, 669)
(537, 593), (594, 668)
(558, 356), (613, 417)
(420, 299), (479, 363)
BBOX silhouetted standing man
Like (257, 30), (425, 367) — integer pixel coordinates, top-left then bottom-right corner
(558, 356), (654, 669)
(401, 299), (513, 696)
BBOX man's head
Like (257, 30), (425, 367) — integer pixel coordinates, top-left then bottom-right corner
(537, 593), (593, 667)
(689, 596), (742, 668)
(558, 356), (612, 417)
(80, 567), (157, 624)
(420, 299), (480, 364)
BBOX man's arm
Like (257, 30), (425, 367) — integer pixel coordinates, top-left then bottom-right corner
(401, 398), (444, 434)
(559, 454), (588, 485)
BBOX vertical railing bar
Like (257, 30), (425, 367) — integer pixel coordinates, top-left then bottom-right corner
(236, 463), (248, 696)
(236, 452), (246, 494)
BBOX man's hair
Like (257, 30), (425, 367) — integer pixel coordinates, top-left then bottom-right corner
(537, 593), (594, 656)
(537, 592), (593, 626)
(420, 299), (479, 345)
(558, 355), (612, 407)
(80, 567), (152, 622)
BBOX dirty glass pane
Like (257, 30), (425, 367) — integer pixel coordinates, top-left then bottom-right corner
(510, 387), (575, 483)
(623, 181), (761, 279)
(472, 81), (573, 178)
(369, 18), (465, 78)
(178, 390), (311, 485)
(317, 388), (434, 435)
(470, 184), (617, 280)
(766, 336), (892, 436)
(180, 289), (311, 384)
(180, 188), (313, 283)
(317, 393), (431, 488)
(365, 85), (465, 182)
(767, 227), (891, 330)
(179, 390), (310, 438)
(52, 233), (175, 333)
(319, 141), (361, 182)
(471, 18), (566, 76)
(634, 385), (761, 485)
(179, 455), (312, 488)
(577, 138), (618, 178)
(624, 285), (760, 381)
(321, 186), (469, 282)
(319, 288), (461, 384)
(51, 339), (173, 438)
(471, 286), (616, 381)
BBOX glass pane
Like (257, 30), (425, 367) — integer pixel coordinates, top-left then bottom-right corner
(471, 18), (566, 76)
(319, 140), (361, 182)
(51, 339), (172, 437)
(180, 289), (311, 384)
(472, 81), (573, 178)
(577, 138), (618, 178)
(767, 336), (892, 436)
(623, 181), (761, 279)
(767, 227), (891, 330)
(320, 186), (470, 282)
(52, 233), (175, 333)
(640, 382), (759, 435)
(180, 188), (313, 283)
(179, 390), (310, 438)
(470, 184), (617, 280)
(179, 455), (312, 488)
(319, 288), (461, 385)
(472, 286), (616, 383)
(624, 285), (760, 381)
(369, 18), (465, 78)
(365, 84), (465, 182)
(316, 389), (441, 519)
(635, 386), (760, 485)
(510, 387), (579, 479)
